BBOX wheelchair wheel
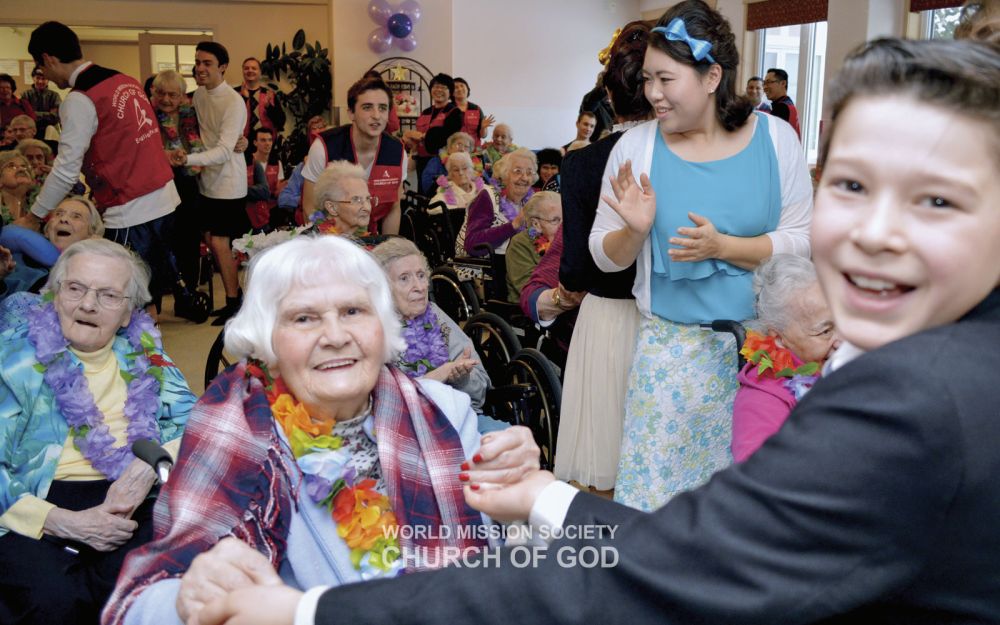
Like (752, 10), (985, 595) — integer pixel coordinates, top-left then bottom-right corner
(203, 328), (236, 390)
(505, 348), (563, 471)
(463, 311), (522, 384)
(431, 266), (480, 323)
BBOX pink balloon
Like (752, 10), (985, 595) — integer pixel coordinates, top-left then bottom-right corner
(368, 27), (393, 54)
(367, 0), (393, 25)
(400, 0), (422, 23)
(397, 33), (418, 52)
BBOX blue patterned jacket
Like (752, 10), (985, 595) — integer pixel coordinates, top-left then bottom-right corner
(0, 323), (194, 537)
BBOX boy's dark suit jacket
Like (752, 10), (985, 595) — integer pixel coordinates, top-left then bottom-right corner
(319, 289), (1000, 624)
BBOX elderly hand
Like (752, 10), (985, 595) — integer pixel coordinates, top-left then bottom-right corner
(233, 136), (249, 154)
(42, 504), (138, 552)
(169, 148), (188, 167)
(668, 212), (725, 262)
(103, 457), (157, 519)
(424, 347), (478, 384)
(178, 537), (283, 625)
(556, 284), (585, 310)
(464, 470), (556, 522)
(602, 160), (655, 237)
(198, 585), (302, 625)
(0, 245), (14, 278)
(461, 426), (539, 492)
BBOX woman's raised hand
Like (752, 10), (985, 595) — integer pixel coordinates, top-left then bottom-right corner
(602, 160), (656, 236)
(178, 537), (283, 625)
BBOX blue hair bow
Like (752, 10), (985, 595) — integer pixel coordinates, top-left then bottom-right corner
(652, 18), (716, 64)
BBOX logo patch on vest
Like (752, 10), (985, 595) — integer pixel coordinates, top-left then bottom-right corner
(134, 99), (154, 130)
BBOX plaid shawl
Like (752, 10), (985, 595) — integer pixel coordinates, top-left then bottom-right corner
(102, 362), (486, 625)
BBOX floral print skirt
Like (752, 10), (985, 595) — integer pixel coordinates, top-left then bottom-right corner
(614, 316), (739, 511)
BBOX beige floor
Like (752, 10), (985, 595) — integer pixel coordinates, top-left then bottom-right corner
(158, 273), (231, 396)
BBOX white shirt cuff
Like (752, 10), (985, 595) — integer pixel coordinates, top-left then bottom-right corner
(294, 586), (330, 625)
(528, 480), (578, 544)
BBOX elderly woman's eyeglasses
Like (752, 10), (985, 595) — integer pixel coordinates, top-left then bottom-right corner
(533, 215), (562, 226)
(334, 195), (379, 209)
(2, 162), (28, 172)
(58, 280), (128, 309)
(509, 167), (536, 178)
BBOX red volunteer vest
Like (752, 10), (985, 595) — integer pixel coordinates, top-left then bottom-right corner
(73, 65), (173, 211)
(460, 103), (483, 147)
(246, 161), (280, 229)
(319, 125), (404, 233)
(415, 103), (455, 158)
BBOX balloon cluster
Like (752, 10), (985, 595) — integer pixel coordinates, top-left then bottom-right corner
(367, 0), (421, 53)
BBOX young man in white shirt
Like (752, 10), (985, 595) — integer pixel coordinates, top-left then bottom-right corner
(170, 41), (248, 325)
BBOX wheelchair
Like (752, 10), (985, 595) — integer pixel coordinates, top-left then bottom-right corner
(203, 328), (235, 390)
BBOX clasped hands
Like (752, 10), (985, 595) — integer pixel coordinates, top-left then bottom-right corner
(423, 346), (478, 384)
(603, 160), (725, 263)
(41, 458), (156, 552)
(192, 427), (551, 625)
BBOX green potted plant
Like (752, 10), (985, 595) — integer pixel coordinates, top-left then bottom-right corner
(260, 29), (332, 168)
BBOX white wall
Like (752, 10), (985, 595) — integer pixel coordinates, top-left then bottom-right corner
(332, 0), (453, 124)
(453, 0), (640, 149)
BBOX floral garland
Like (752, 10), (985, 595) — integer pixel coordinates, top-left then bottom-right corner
(499, 188), (533, 224)
(246, 361), (402, 576)
(398, 307), (450, 377)
(435, 175), (484, 207)
(27, 301), (167, 480)
(740, 330), (820, 401)
(527, 226), (551, 256)
(157, 105), (205, 176)
(309, 210), (370, 239)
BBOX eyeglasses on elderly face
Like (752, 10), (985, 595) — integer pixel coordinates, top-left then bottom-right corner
(333, 195), (379, 209)
(58, 280), (128, 309)
(532, 215), (562, 226)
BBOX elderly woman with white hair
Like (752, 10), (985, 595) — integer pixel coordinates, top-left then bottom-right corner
(372, 238), (489, 409)
(455, 147), (536, 258)
(420, 131), (482, 196)
(731, 254), (839, 463)
(310, 160), (392, 243)
(0, 196), (105, 325)
(429, 151), (484, 213)
(105, 235), (539, 625)
(0, 238), (194, 624)
(16, 138), (53, 184)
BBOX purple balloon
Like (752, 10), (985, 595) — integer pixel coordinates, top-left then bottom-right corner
(367, 0), (392, 25)
(387, 13), (413, 39)
(400, 0), (422, 23)
(368, 27), (393, 54)
(397, 33), (418, 52)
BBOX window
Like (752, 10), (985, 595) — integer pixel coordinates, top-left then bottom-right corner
(924, 7), (963, 39)
(758, 21), (827, 164)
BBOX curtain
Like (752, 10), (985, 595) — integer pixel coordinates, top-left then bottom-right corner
(746, 0), (828, 31)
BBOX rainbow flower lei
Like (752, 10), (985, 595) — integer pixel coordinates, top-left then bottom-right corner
(398, 307), (449, 377)
(740, 330), (820, 401)
(246, 361), (402, 575)
(26, 300), (167, 480)
(527, 227), (551, 256)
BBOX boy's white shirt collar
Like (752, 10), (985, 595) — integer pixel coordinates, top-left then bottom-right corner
(824, 341), (867, 375)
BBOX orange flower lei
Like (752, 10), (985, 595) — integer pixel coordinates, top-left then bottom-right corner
(740, 330), (820, 378)
(246, 361), (401, 572)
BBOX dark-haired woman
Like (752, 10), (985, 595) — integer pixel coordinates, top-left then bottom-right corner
(591, 0), (812, 509)
(452, 77), (493, 148)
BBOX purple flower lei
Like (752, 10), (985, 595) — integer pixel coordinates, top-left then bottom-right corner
(398, 307), (449, 377)
(499, 188), (534, 224)
(437, 175), (485, 207)
(27, 303), (164, 480)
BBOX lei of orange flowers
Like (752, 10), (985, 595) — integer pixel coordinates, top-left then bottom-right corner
(246, 360), (401, 572)
(739, 330), (820, 378)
